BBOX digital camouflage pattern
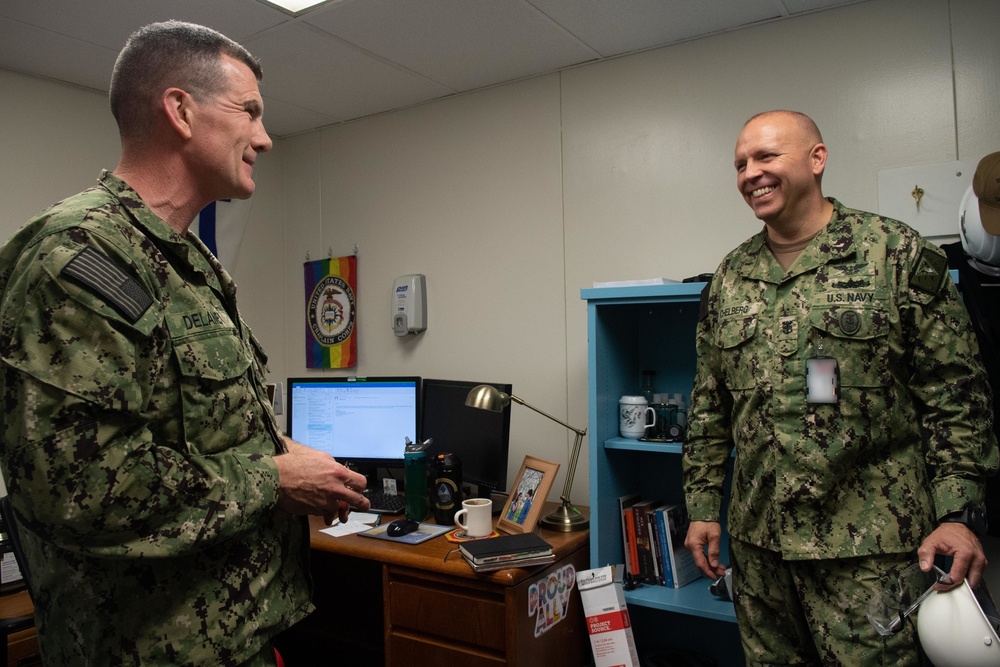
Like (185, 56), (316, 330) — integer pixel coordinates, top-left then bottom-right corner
(684, 199), (998, 559)
(0, 171), (312, 666)
(731, 538), (922, 666)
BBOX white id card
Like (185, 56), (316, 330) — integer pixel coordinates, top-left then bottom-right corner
(806, 357), (839, 404)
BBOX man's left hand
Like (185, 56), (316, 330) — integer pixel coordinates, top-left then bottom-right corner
(917, 523), (988, 589)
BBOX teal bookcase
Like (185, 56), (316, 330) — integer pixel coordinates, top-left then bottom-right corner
(583, 283), (743, 662)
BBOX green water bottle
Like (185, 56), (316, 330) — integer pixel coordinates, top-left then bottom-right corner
(404, 449), (429, 521)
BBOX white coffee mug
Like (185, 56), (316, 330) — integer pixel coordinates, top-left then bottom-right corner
(619, 395), (657, 439)
(454, 498), (493, 538)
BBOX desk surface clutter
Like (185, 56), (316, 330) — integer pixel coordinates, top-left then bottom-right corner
(300, 503), (590, 667)
(309, 503), (588, 584)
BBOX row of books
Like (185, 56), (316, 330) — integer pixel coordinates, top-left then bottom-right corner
(458, 532), (555, 573)
(619, 494), (700, 588)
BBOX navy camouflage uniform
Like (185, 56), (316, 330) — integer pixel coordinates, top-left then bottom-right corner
(0, 171), (312, 666)
(683, 198), (998, 665)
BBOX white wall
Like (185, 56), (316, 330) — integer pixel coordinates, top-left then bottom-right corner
(3, 0), (999, 506)
(0, 70), (120, 224)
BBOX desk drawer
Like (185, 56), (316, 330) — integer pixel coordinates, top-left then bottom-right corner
(9, 627), (39, 667)
(387, 578), (505, 651)
(388, 633), (504, 667)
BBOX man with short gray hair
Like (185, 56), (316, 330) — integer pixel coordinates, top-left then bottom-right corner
(0, 20), (368, 666)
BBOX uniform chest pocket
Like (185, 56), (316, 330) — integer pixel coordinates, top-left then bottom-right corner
(168, 323), (255, 452)
(172, 327), (251, 380)
(716, 315), (758, 390)
(809, 304), (889, 387)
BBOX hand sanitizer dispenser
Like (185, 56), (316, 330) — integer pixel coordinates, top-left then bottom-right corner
(392, 274), (426, 337)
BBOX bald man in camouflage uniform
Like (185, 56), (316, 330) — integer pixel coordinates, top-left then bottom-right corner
(683, 110), (997, 665)
(0, 22), (369, 666)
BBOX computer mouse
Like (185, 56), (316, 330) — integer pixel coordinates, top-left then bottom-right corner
(387, 518), (419, 537)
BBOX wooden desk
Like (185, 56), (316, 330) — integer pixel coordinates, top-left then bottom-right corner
(296, 506), (590, 667)
(0, 590), (37, 667)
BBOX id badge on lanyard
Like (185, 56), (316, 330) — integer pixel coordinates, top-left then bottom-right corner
(806, 356), (839, 404)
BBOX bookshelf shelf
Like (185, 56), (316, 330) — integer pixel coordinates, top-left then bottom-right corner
(604, 438), (683, 454)
(624, 582), (736, 623)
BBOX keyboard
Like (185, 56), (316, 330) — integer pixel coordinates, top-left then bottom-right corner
(364, 491), (405, 515)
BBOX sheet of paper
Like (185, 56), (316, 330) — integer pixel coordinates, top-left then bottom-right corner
(320, 513), (380, 537)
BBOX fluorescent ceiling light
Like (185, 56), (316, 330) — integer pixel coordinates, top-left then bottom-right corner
(258, 0), (335, 15)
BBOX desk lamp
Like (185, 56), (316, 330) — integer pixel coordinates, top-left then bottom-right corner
(465, 385), (588, 532)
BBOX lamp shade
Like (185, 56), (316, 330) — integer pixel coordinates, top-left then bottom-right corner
(465, 384), (511, 412)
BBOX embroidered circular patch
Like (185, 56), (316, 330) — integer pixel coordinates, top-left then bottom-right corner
(840, 310), (861, 336)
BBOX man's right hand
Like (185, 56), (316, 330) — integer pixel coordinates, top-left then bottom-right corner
(685, 520), (729, 580)
(273, 439), (371, 525)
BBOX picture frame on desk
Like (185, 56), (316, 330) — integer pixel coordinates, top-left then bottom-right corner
(497, 455), (559, 534)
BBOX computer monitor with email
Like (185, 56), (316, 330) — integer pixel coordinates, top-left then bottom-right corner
(285, 376), (421, 476)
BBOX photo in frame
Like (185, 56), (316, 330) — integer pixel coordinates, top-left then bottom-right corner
(497, 455), (560, 534)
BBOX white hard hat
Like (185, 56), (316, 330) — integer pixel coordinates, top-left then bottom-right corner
(917, 579), (1000, 666)
(960, 183), (1000, 275)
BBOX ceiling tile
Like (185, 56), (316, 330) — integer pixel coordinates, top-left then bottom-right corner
(303, 0), (600, 91)
(779, 0), (866, 13)
(527, 0), (785, 57)
(0, 17), (117, 91)
(260, 95), (342, 136)
(0, 0), (290, 51)
(245, 23), (454, 122)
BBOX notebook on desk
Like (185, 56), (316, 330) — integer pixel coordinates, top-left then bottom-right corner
(459, 532), (553, 565)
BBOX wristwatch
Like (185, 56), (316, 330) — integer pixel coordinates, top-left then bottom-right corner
(939, 505), (988, 537)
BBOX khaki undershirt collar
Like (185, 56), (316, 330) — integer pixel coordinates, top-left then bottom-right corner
(767, 229), (822, 272)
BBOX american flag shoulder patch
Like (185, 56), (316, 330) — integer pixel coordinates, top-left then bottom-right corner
(62, 246), (153, 323)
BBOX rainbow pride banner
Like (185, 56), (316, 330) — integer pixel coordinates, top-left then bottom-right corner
(304, 256), (357, 368)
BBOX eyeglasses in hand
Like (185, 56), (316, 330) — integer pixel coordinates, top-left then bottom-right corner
(866, 563), (951, 637)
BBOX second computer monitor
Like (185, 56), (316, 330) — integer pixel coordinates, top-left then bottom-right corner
(420, 378), (512, 499)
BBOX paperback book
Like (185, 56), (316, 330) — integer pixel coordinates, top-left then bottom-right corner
(658, 503), (700, 588)
(631, 499), (660, 583)
(652, 503), (674, 587)
(617, 493), (641, 578)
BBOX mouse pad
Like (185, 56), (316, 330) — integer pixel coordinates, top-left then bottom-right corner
(360, 522), (451, 545)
